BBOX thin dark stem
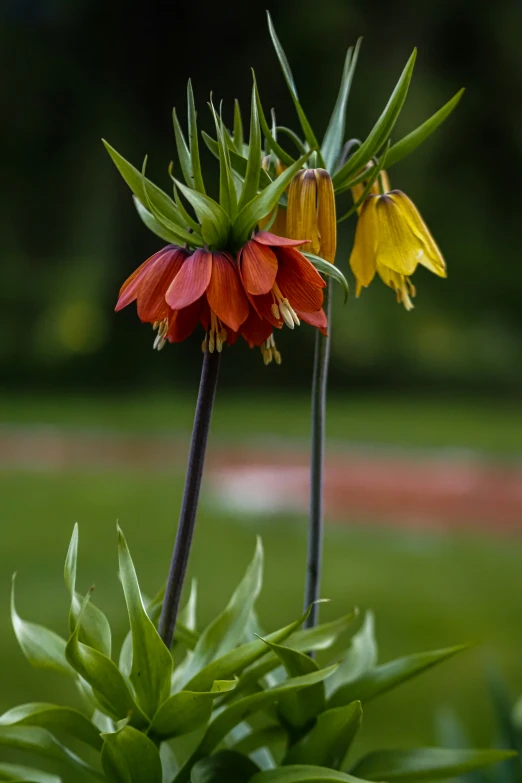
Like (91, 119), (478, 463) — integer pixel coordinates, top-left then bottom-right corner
(159, 346), (221, 649)
(304, 281), (332, 630)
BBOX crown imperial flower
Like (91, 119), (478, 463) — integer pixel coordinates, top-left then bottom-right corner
(349, 186), (446, 310)
(287, 168), (337, 263)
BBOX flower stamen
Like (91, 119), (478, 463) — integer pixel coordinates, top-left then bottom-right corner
(208, 311), (226, 354)
(260, 334), (282, 365)
(153, 317), (169, 350)
(272, 282), (300, 330)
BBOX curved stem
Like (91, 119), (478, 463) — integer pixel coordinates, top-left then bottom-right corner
(304, 281), (332, 629)
(159, 347), (221, 648)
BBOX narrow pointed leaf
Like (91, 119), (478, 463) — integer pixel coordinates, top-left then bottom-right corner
(203, 132), (272, 189)
(174, 179), (230, 248)
(303, 254), (349, 301)
(141, 159), (198, 246)
(0, 703), (101, 751)
(184, 606), (312, 694)
(103, 140), (187, 228)
(101, 726), (162, 783)
(65, 601), (148, 727)
(262, 640), (324, 727)
(11, 575), (73, 678)
(238, 85), (262, 211)
(192, 750), (260, 783)
(233, 100), (244, 153)
(209, 101), (237, 220)
(266, 12), (323, 163)
(0, 763), (61, 783)
(149, 680), (237, 739)
(172, 181), (201, 232)
(233, 726), (286, 756)
(0, 726), (100, 778)
(326, 612), (377, 697)
(276, 126), (307, 155)
(187, 80), (206, 193)
(328, 644), (466, 709)
(251, 765), (367, 783)
(254, 75), (295, 166)
(172, 107), (193, 189)
(332, 50), (417, 189)
(173, 539), (263, 691)
(232, 152), (310, 246)
(117, 527), (173, 718)
(351, 748), (517, 782)
(64, 525), (111, 657)
(285, 702), (362, 768)
(133, 198), (198, 245)
(384, 88), (464, 169)
(321, 39), (362, 171)
(174, 666), (339, 782)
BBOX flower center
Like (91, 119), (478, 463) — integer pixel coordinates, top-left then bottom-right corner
(208, 310), (228, 353)
(152, 318), (169, 351)
(261, 334), (282, 365)
(270, 282), (300, 330)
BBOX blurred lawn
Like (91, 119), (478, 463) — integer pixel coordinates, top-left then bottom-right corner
(1, 392), (522, 771)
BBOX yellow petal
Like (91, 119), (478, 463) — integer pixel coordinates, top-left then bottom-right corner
(315, 168), (337, 263)
(286, 170), (306, 243)
(389, 191), (446, 278)
(349, 195), (379, 289)
(374, 195), (424, 276)
(377, 262), (415, 311)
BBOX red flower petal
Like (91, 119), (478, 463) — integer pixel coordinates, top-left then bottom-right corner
(296, 308), (328, 335)
(276, 248), (325, 312)
(167, 298), (202, 343)
(136, 247), (188, 322)
(206, 252), (249, 331)
(240, 308), (274, 347)
(166, 249), (213, 310)
(240, 240), (278, 295)
(115, 247), (178, 313)
(254, 231), (309, 248)
(247, 291), (282, 328)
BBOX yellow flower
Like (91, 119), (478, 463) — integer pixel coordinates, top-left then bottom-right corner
(349, 188), (446, 310)
(286, 168), (337, 263)
(351, 166), (390, 212)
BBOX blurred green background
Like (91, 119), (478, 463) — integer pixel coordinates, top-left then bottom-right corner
(1, 0), (522, 775)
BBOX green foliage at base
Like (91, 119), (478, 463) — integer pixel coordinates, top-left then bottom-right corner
(1, 531), (515, 782)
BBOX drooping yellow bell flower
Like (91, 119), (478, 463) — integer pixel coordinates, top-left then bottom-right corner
(286, 168), (337, 263)
(349, 183), (446, 310)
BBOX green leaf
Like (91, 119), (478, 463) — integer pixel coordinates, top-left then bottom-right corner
(11, 575), (73, 678)
(0, 726), (100, 779)
(101, 725), (162, 783)
(321, 40), (362, 172)
(232, 152), (310, 247)
(233, 726), (286, 756)
(140, 158), (199, 246)
(173, 538), (264, 691)
(262, 640), (324, 728)
(326, 612), (377, 697)
(266, 12), (323, 164)
(133, 198), (196, 245)
(0, 703), (101, 751)
(192, 751), (260, 783)
(302, 254), (349, 302)
(0, 763), (61, 783)
(65, 524), (112, 657)
(332, 49), (417, 190)
(251, 766), (366, 783)
(238, 85), (262, 211)
(233, 100), (245, 153)
(384, 88), (464, 170)
(184, 607), (312, 694)
(338, 143), (391, 223)
(253, 75), (295, 167)
(174, 179), (230, 248)
(172, 106), (193, 190)
(175, 666), (339, 783)
(209, 100), (238, 220)
(351, 748), (517, 782)
(149, 680), (237, 739)
(179, 579), (198, 632)
(187, 80), (206, 194)
(328, 644), (466, 709)
(65, 598), (148, 727)
(202, 132), (272, 190)
(230, 610), (357, 703)
(276, 127), (307, 156)
(117, 527), (173, 718)
(284, 702), (362, 768)
(103, 140), (188, 231)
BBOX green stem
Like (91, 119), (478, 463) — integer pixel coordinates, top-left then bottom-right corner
(303, 281), (332, 629)
(158, 346), (221, 649)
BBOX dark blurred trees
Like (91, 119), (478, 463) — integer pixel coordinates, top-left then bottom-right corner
(1, 0), (521, 394)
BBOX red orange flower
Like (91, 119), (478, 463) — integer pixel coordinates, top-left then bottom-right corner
(239, 231), (328, 334)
